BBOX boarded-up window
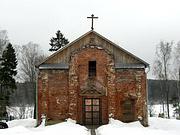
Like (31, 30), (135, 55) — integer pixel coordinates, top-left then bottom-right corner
(122, 99), (135, 122)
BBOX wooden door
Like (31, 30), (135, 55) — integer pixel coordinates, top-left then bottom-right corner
(83, 98), (101, 125)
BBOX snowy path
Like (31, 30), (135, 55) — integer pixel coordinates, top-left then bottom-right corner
(86, 125), (99, 135)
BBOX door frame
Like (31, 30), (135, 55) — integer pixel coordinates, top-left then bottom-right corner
(82, 97), (101, 125)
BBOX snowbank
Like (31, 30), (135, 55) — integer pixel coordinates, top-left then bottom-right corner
(149, 117), (180, 131)
(96, 117), (180, 135)
(108, 118), (143, 128)
(0, 119), (90, 135)
(7, 118), (36, 128)
(1, 117), (180, 135)
(39, 121), (89, 135)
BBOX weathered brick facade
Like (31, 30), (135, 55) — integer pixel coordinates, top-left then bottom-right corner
(37, 31), (149, 126)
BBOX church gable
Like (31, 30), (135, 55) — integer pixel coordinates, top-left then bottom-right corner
(39, 31), (148, 69)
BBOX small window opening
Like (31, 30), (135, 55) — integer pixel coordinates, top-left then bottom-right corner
(89, 61), (96, 77)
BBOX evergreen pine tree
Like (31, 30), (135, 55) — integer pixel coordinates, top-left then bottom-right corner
(49, 30), (69, 51)
(0, 43), (17, 117)
(0, 43), (17, 90)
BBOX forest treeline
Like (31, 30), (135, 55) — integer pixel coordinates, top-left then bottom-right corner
(9, 82), (35, 106)
(148, 79), (179, 104)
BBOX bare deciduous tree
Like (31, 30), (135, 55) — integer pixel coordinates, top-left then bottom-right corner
(17, 42), (46, 118)
(153, 60), (165, 114)
(18, 42), (46, 82)
(172, 42), (180, 118)
(153, 41), (173, 118)
(0, 30), (8, 56)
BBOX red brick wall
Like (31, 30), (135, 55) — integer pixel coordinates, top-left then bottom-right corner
(38, 70), (69, 124)
(38, 45), (148, 126)
(38, 71), (49, 124)
(114, 69), (147, 124)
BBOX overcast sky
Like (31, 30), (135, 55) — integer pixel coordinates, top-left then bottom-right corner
(0, 0), (180, 78)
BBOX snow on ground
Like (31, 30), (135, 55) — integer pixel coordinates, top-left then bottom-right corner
(7, 118), (36, 128)
(6, 106), (34, 119)
(149, 104), (175, 118)
(149, 117), (180, 131)
(96, 117), (180, 135)
(1, 117), (180, 135)
(0, 119), (90, 135)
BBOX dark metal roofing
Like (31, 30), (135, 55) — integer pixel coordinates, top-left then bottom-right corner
(115, 63), (146, 69)
(39, 63), (69, 69)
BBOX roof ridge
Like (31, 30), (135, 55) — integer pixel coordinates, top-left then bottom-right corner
(37, 30), (149, 68)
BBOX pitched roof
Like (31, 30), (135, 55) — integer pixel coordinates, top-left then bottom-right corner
(38, 30), (149, 68)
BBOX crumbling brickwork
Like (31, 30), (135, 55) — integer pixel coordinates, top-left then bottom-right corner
(37, 31), (148, 126)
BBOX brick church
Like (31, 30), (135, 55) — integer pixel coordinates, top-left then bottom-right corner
(37, 30), (149, 126)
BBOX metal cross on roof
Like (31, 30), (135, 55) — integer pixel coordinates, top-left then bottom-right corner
(87, 14), (98, 30)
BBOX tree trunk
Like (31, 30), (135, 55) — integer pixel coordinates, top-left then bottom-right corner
(0, 85), (7, 120)
(178, 68), (180, 118)
(166, 80), (170, 118)
(160, 81), (165, 114)
(33, 82), (36, 119)
(162, 101), (165, 115)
